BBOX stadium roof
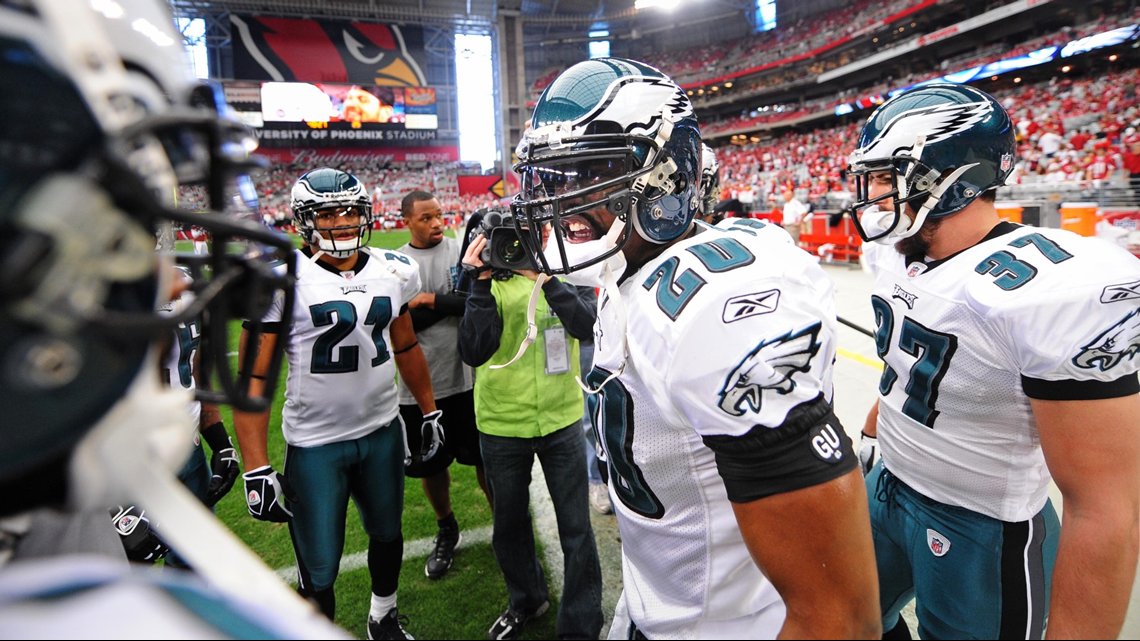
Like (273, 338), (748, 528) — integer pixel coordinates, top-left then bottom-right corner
(168, 0), (755, 32)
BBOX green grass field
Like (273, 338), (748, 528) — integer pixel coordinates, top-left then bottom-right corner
(179, 230), (560, 639)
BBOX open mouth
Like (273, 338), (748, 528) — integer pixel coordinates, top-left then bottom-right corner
(560, 215), (603, 243)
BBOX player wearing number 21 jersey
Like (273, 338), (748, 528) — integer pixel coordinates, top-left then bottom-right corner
(234, 168), (443, 640)
(511, 58), (880, 639)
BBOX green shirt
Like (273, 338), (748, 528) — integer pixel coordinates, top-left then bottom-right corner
(473, 276), (583, 437)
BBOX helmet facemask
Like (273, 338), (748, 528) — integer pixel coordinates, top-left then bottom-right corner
(290, 169), (375, 259)
(512, 113), (692, 276)
(294, 204), (374, 259)
(845, 84), (1016, 245)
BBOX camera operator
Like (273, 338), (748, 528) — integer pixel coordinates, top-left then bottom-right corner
(457, 215), (603, 641)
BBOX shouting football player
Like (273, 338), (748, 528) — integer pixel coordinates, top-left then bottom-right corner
(849, 84), (1140, 639)
(511, 58), (880, 639)
(233, 167), (443, 640)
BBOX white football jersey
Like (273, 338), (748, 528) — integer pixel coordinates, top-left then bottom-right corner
(264, 248), (421, 448)
(868, 223), (1140, 522)
(591, 219), (839, 638)
(158, 293), (202, 427)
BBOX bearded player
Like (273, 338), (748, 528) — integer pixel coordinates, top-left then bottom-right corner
(849, 84), (1140, 639)
(511, 58), (880, 639)
(233, 168), (444, 640)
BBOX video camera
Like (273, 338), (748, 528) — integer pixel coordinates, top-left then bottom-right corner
(470, 208), (536, 271)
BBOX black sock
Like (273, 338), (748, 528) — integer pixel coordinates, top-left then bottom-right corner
(368, 535), (403, 598)
(882, 617), (912, 640)
(437, 511), (458, 531)
(299, 586), (336, 620)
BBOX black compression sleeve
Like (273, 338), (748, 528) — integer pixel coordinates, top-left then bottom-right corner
(1021, 372), (1140, 400)
(702, 395), (857, 503)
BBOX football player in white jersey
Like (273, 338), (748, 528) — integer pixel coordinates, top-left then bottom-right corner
(233, 167), (443, 639)
(109, 279), (241, 565)
(511, 58), (880, 639)
(848, 84), (1140, 639)
(0, 0), (344, 636)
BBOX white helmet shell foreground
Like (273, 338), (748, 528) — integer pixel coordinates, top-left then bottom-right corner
(0, 0), (319, 622)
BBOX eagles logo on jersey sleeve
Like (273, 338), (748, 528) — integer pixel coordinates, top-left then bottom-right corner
(660, 223), (837, 439)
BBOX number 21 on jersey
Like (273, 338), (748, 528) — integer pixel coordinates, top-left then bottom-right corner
(308, 296), (393, 374)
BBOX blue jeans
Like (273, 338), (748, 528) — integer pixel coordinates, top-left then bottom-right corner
(480, 422), (604, 640)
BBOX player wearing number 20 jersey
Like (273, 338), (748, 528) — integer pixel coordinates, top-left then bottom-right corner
(589, 219), (852, 637)
(512, 58), (879, 640)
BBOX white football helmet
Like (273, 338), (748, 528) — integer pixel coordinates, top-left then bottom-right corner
(0, 0), (312, 620)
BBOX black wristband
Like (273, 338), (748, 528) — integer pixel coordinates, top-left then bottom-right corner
(200, 421), (231, 453)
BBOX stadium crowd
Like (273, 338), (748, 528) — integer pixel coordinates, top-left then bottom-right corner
(711, 66), (1140, 210)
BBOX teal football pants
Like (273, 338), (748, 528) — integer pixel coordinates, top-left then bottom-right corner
(283, 417), (405, 592)
(867, 462), (1060, 640)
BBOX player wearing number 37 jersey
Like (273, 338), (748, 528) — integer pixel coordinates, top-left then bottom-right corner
(511, 58), (880, 639)
(849, 84), (1140, 640)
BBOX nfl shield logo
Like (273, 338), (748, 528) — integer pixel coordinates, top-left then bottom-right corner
(926, 529), (951, 557)
(1000, 153), (1013, 173)
(907, 263), (927, 278)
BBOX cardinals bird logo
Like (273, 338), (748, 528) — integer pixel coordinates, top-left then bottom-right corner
(230, 15), (426, 87)
(718, 323), (822, 417)
(1073, 309), (1140, 372)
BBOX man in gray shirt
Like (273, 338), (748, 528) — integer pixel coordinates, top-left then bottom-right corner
(396, 190), (487, 580)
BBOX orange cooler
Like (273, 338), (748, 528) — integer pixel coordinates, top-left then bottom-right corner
(1060, 202), (1100, 237)
(995, 202), (1023, 224)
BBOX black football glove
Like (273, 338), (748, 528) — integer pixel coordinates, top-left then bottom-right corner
(109, 505), (169, 562)
(243, 466), (297, 522)
(858, 431), (878, 477)
(200, 421), (240, 507)
(420, 410), (445, 463)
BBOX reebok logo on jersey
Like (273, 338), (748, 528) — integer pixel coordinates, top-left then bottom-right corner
(809, 424), (844, 463)
(718, 323), (821, 417)
(247, 490), (262, 507)
(721, 289), (780, 323)
(892, 285), (918, 309)
(341, 284), (368, 295)
(1073, 309), (1140, 372)
(926, 529), (951, 557)
(1101, 280), (1140, 303)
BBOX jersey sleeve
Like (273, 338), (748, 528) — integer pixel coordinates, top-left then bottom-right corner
(989, 247), (1140, 400)
(662, 273), (856, 502)
(252, 259), (291, 328)
(377, 250), (422, 310)
(663, 275), (836, 437)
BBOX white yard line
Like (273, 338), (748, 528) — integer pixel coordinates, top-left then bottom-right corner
(274, 525), (494, 583)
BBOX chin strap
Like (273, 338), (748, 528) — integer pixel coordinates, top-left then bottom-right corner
(489, 273), (550, 370)
(576, 220), (629, 394)
(894, 163), (978, 240)
(575, 260), (627, 395)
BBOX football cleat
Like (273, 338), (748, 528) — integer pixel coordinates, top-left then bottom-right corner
(367, 607), (414, 640)
(425, 528), (461, 580)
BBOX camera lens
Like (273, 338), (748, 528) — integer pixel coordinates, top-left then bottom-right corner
(498, 237), (525, 265)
